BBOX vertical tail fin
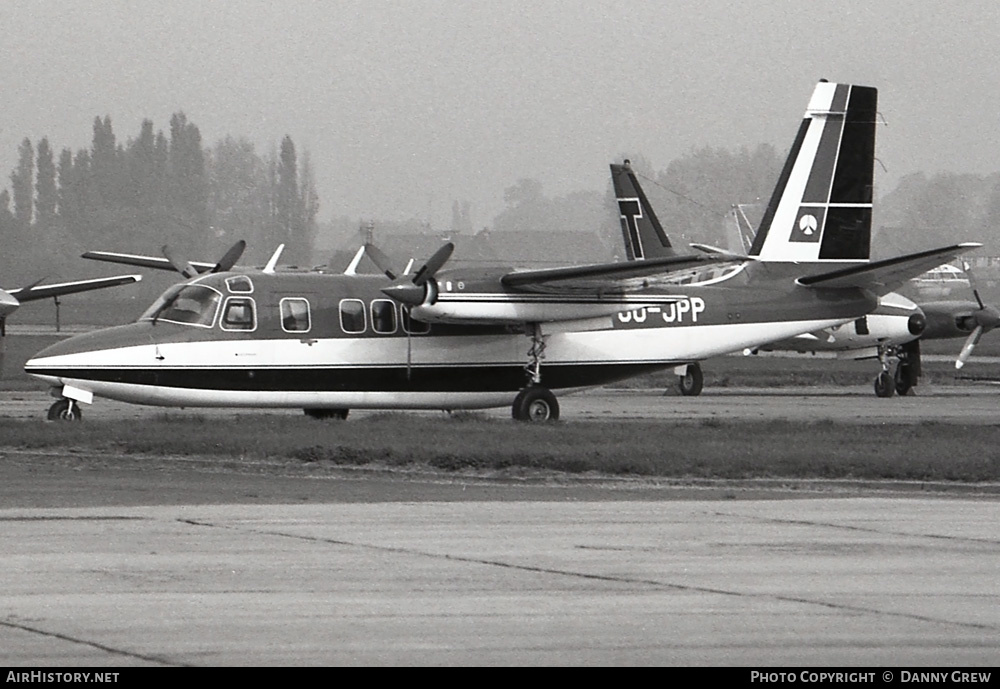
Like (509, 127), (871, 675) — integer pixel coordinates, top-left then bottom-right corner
(749, 81), (877, 263)
(610, 160), (677, 261)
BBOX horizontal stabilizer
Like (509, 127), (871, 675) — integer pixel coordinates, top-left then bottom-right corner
(689, 243), (753, 261)
(8, 274), (142, 303)
(797, 243), (982, 294)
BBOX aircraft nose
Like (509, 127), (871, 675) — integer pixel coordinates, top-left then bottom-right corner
(908, 311), (926, 336)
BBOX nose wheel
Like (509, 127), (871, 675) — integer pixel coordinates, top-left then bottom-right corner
(47, 398), (83, 421)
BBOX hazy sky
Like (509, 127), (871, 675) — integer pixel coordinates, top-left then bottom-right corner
(4, 0), (999, 234)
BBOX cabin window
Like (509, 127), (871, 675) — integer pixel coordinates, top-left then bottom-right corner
(221, 297), (257, 331)
(339, 299), (366, 334)
(401, 306), (431, 334)
(139, 284), (221, 328)
(226, 276), (254, 293)
(280, 298), (311, 333)
(371, 299), (397, 334)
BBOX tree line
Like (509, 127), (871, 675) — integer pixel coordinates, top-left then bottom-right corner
(1, 114), (318, 285)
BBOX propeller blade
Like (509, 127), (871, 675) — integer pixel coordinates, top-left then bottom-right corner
(413, 242), (454, 286)
(363, 244), (398, 280)
(162, 245), (199, 279)
(212, 240), (246, 273)
(955, 325), (984, 370)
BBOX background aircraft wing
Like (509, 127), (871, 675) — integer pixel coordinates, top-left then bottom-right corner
(499, 254), (744, 294)
(797, 243), (982, 294)
(7, 274), (142, 303)
(82, 250), (218, 274)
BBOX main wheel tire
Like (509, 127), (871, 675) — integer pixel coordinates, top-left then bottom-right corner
(874, 371), (896, 398)
(511, 387), (560, 422)
(47, 399), (82, 421)
(678, 363), (704, 396)
(304, 408), (349, 420)
(894, 363), (914, 396)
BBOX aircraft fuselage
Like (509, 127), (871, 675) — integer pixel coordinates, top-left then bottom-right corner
(24, 268), (876, 411)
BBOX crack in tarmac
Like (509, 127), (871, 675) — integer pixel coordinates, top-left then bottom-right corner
(178, 517), (1000, 637)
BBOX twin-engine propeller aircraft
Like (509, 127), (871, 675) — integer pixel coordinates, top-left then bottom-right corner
(25, 80), (978, 421)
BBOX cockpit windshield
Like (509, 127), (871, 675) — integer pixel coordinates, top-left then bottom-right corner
(139, 284), (222, 327)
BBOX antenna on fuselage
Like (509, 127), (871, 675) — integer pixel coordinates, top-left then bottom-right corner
(263, 244), (285, 274)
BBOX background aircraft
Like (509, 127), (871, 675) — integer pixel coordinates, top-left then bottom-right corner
(26, 80), (977, 421)
(617, 187), (991, 397)
(1, 274), (141, 374)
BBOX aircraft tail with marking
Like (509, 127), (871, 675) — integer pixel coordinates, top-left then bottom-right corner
(749, 81), (876, 263)
(610, 161), (677, 260)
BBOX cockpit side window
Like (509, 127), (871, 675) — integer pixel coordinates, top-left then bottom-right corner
(340, 299), (366, 334)
(139, 284), (222, 328)
(226, 276), (254, 293)
(280, 298), (311, 333)
(221, 297), (257, 331)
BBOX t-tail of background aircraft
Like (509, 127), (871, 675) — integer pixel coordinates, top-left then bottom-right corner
(26, 79), (977, 420)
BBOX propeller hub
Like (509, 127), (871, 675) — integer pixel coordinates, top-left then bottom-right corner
(907, 312), (926, 336)
(980, 305), (1000, 332)
(0, 290), (19, 318)
(381, 281), (426, 306)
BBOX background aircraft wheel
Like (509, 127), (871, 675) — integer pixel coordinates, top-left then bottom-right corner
(874, 371), (896, 398)
(894, 363), (914, 396)
(303, 408), (349, 420)
(678, 363), (704, 396)
(47, 399), (82, 421)
(512, 387), (560, 422)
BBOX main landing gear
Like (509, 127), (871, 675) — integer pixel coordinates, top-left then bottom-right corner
(47, 398), (82, 421)
(512, 324), (560, 422)
(873, 341), (920, 398)
(676, 362), (704, 396)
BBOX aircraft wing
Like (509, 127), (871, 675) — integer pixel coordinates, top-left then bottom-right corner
(82, 250), (218, 274)
(6, 274), (142, 303)
(797, 243), (982, 294)
(499, 253), (744, 294)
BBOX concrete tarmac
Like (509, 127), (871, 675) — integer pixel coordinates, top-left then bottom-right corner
(2, 387), (999, 666)
(1, 497), (998, 666)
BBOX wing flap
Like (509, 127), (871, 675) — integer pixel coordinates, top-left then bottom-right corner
(797, 243), (981, 293)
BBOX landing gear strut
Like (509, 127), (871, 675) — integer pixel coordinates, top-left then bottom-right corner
(47, 398), (82, 421)
(874, 344), (897, 398)
(873, 341), (921, 398)
(512, 324), (559, 422)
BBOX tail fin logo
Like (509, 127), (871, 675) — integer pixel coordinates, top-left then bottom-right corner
(617, 198), (646, 260)
(791, 209), (824, 243)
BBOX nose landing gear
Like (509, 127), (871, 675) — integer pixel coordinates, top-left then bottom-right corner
(47, 398), (82, 421)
